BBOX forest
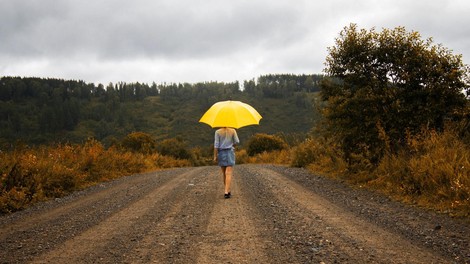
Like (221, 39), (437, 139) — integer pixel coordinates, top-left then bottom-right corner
(0, 74), (323, 148)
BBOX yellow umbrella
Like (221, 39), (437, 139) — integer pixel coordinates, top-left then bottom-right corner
(199, 100), (262, 129)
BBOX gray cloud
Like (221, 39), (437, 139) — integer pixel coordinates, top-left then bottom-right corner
(1, 0), (469, 84)
(2, 0), (306, 60)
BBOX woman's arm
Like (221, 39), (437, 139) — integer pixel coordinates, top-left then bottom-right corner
(213, 148), (218, 162)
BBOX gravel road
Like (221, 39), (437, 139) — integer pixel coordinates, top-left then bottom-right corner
(0, 164), (469, 263)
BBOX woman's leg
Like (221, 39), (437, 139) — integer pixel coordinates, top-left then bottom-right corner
(220, 166), (227, 185)
(224, 166), (233, 195)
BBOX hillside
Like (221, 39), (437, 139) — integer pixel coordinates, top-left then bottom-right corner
(0, 75), (323, 148)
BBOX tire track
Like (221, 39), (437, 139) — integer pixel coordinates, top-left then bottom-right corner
(123, 167), (219, 263)
(195, 168), (271, 263)
(29, 167), (207, 263)
(0, 169), (177, 232)
(240, 165), (452, 263)
(1, 165), (467, 263)
(237, 165), (320, 263)
(0, 169), (192, 263)
(269, 165), (470, 263)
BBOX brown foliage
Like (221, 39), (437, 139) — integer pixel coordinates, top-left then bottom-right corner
(0, 139), (190, 214)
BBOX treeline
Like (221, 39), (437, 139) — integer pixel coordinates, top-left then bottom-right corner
(244, 74), (322, 98)
(0, 74), (323, 146)
(0, 74), (321, 103)
(0, 77), (159, 102)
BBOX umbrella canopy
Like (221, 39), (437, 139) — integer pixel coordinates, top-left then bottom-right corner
(199, 100), (262, 129)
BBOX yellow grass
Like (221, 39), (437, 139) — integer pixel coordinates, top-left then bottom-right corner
(370, 130), (470, 216)
(237, 149), (292, 165)
(2, 129), (468, 217)
(280, 128), (470, 217)
(0, 139), (190, 214)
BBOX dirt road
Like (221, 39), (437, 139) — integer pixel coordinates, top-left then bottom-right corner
(1, 164), (469, 263)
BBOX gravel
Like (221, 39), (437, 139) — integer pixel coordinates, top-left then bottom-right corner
(0, 164), (468, 263)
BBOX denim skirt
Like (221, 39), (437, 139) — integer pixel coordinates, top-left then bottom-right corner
(218, 148), (235, 166)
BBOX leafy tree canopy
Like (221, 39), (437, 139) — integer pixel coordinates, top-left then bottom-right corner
(321, 24), (470, 163)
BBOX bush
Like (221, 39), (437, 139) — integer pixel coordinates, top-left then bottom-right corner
(291, 140), (317, 168)
(0, 138), (193, 214)
(246, 133), (287, 156)
(291, 138), (347, 177)
(120, 132), (156, 154)
(372, 129), (470, 215)
(190, 146), (213, 166)
(156, 138), (191, 160)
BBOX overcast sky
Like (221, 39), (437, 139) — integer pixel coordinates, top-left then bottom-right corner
(1, 0), (469, 85)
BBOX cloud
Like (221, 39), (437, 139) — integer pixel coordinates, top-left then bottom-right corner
(1, 0), (307, 61)
(1, 0), (469, 84)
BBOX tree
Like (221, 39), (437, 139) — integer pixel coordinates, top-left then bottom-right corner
(321, 24), (469, 163)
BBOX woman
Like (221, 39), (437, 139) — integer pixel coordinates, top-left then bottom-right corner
(213, 127), (240, 199)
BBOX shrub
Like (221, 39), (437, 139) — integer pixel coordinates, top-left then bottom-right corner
(0, 187), (29, 213)
(120, 132), (156, 154)
(291, 140), (317, 168)
(156, 138), (191, 160)
(0, 138), (193, 214)
(372, 129), (470, 215)
(246, 133), (288, 156)
(291, 138), (347, 177)
(0, 144), (85, 213)
(247, 149), (291, 164)
(190, 146), (213, 166)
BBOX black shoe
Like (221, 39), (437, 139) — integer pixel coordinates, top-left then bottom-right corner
(224, 193), (230, 199)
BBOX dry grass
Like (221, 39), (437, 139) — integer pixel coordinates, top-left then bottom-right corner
(237, 149), (292, 165)
(290, 138), (348, 177)
(370, 130), (470, 216)
(289, 129), (470, 217)
(0, 139), (190, 214)
(239, 128), (469, 216)
(3, 129), (469, 217)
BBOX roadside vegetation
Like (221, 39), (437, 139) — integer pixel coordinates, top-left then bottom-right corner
(2, 127), (468, 216)
(293, 24), (470, 217)
(1, 24), (469, 217)
(0, 138), (190, 214)
(290, 127), (470, 217)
